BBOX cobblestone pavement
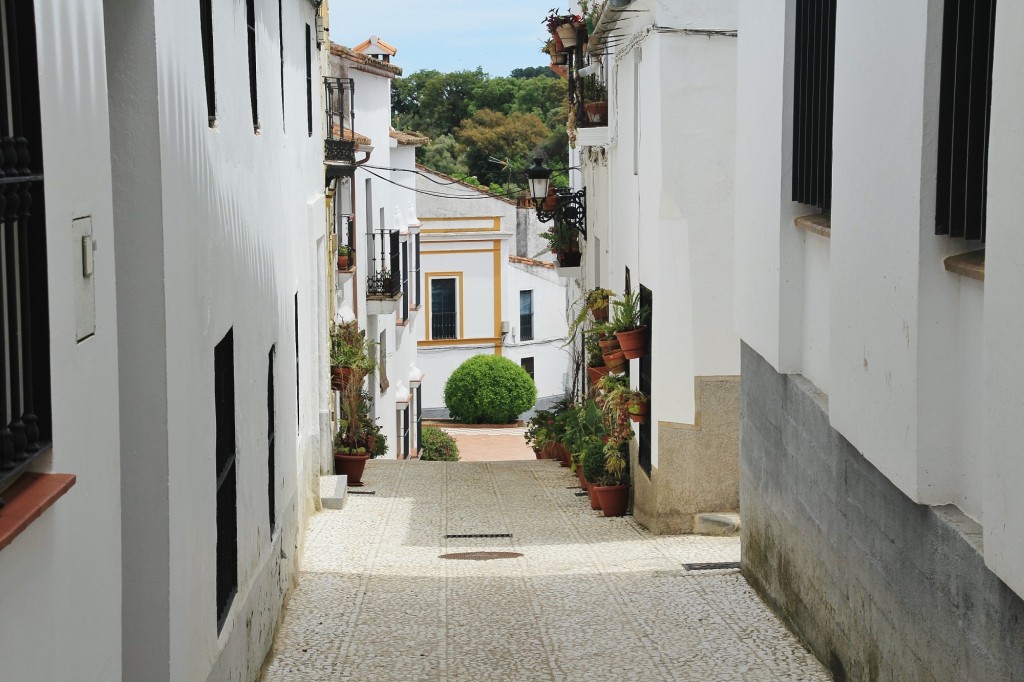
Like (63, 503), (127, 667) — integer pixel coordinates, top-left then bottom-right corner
(262, 460), (830, 682)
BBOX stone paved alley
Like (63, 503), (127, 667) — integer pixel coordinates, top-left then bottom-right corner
(261, 460), (829, 681)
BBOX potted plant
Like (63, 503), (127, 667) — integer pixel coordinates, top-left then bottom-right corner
(329, 322), (377, 393)
(333, 429), (370, 486)
(610, 290), (650, 359)
(592, 440), (630, 517)
(585, 335), (609, 384)
(337, 244), (353, 271)
(581, 75), (609, 126)
(586, 288), (614, 322)
(544, 9), (581, 49)
(626, 391), (649, 423)
(581, 442), (606, 511)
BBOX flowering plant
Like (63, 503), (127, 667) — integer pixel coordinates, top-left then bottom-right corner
(544, 8), (581, 32)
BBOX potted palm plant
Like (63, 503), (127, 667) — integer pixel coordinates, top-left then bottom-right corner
(610, 290), (650, 359)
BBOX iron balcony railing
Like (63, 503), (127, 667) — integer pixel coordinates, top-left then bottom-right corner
(430, 312), (458, 341)
(324, 77), (356, 166)
(366, 228), (403, 299)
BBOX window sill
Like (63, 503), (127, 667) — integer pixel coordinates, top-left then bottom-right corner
(0, 472), (76, 552)
(794, 213), (831, 238)
(944, 249), (985, 282)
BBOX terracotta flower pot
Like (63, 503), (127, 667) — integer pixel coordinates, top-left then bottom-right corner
(597, 338), (620, 354)
(583, 102), (608, 125)
(576, 464), (589, 491)
(587, 365), (609, 384)
(533, 447), (541, 459)
(615, 326), (647, 360)
(552, 442), (570, 467)
(588, 485), (602, 511)
(629, 401), (648, 423)
(334, 453), (370, 486)
(337, 254), (350, 271)
(602, 350), (627, 374)
(330, 365), (354, 392)
(591, 305), (609, 322)
(556, 23), (578, 48)
(593, 484), (629, 517)
(557, 251), (582, 268)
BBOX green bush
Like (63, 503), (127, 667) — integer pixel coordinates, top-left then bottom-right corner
(582, 442), (608, 485)
(420, 426), (460, 461)
(443, 354), (537, 424)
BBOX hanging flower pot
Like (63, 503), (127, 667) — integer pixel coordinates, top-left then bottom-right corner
(602, 350), (627, 374)
(330, 365), (355, 392)
(628, 398), (648, 423)
(597, 337), (620, 355)
(587, 364), (610, 384)
(615, 326), (647, 359)
(556, 23), (578, 48)
(552, 52), (568, 66)
(557, 251), (582, 268)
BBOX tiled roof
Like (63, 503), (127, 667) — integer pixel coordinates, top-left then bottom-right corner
(329, 43), (403, 77)
(331, 124), (372, 147)
(509, 255), (556, 269)
(353, 35), (398, 57)
(415, 164), (518, 206)
(390, 128), (430, 147)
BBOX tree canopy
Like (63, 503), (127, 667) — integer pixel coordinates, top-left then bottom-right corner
(392, 68), (570, 193)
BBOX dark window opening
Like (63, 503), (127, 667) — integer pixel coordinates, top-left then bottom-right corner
(267, 345), (276, 534)
(519, 290), (534, 341)
(415, 386), (423, 454)
(414, 235), (422, 308)
(278, 0), (285, 131)
(402, 408), (410, 460)
(0, 0), (52, 497)
(936, 0), (996, 242)
(246, 0), (259, 131)
(638, 285), (652, 477)
(792, 0), (836, 211)
(401, 241), (409, 321)
(431, 279), (457, 340)
(200, 0), (217, 125)
(215, 330), (238, 631)
(521, 357), (535, 381)
(305, 24), (312, 136)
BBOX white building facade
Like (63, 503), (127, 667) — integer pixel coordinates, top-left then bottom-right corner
(735, 0), (1024, 678)
(575, 0), (741, 533)
(414, 168), (571, 416)
(328, 42), (425, 458)
(0, 0), (332, 680)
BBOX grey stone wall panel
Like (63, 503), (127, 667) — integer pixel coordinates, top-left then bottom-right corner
(740, 342), (1024, 681)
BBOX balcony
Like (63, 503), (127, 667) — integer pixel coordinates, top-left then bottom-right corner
(324, 77), (361, 176)
(366, 229), (404, 316)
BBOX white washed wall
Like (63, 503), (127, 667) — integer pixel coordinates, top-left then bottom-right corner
(0, 1), (123, 680)
(107, 0), (327, 679)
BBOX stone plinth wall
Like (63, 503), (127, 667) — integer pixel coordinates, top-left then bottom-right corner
(740, 342), (1024, 681)
(633, 376), (740, 534)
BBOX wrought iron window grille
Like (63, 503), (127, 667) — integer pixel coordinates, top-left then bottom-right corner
(324, 77), (355, 168)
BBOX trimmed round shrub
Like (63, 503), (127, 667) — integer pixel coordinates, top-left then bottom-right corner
(444, 354), (537, 424)
(420, 426), (460, 461)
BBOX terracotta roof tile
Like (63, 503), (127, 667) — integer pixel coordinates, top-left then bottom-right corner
(509, 255), (556, 269)
(353, 35), (398, 57)
(329, 42), (403, 77)
(390, 128), (430, 146)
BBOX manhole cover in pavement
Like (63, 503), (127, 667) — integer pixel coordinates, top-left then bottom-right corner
(439, 551), (524, 561)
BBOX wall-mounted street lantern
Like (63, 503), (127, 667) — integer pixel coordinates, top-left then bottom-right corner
(526, 158), (587, 239)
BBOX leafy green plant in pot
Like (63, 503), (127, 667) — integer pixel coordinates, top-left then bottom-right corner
(337, 244), (353, 271)
(581, 441), (608, 510)
(586, 287), (614, 322)
(329, 321), (377, 393)
(593, 440), (630, 517)
(626, 391), (648, 423)
(333, 429), (370, 486)
(610, 290), (650, 360)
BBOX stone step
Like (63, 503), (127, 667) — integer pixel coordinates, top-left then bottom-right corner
(319, 475), (349, 510)
(694, 512), (741, 536)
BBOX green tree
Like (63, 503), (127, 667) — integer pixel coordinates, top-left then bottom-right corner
(455, 109), (551, 183)
(510, 66), (558, 80)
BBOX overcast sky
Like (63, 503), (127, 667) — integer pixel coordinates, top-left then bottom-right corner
(328, 0), (562, 77)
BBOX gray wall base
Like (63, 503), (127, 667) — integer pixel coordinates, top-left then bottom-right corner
(740, 342), (1024, 681)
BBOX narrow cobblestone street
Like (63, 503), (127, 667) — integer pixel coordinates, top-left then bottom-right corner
(262, 460), (829, 681)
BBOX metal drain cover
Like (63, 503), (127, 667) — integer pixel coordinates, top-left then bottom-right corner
(440, 551), (524, 561)
(348, 491), (376, 496)
(684, 562), (741, 571)
(445, 533), (512, 539)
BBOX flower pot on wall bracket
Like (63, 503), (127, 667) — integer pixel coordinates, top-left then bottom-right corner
(330, 365), (355, 392)
(615, 326), (647, 360)
(556, 23), (578, 47)
(597, 338), (620, 354)
(602, 350), (627, 374)
(587, 365), (609, 384)
(555, 265), (582, 279)
(557, 251), (582, 268)
(583, 102), (608, 125)
(629, 401), (648, 423)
